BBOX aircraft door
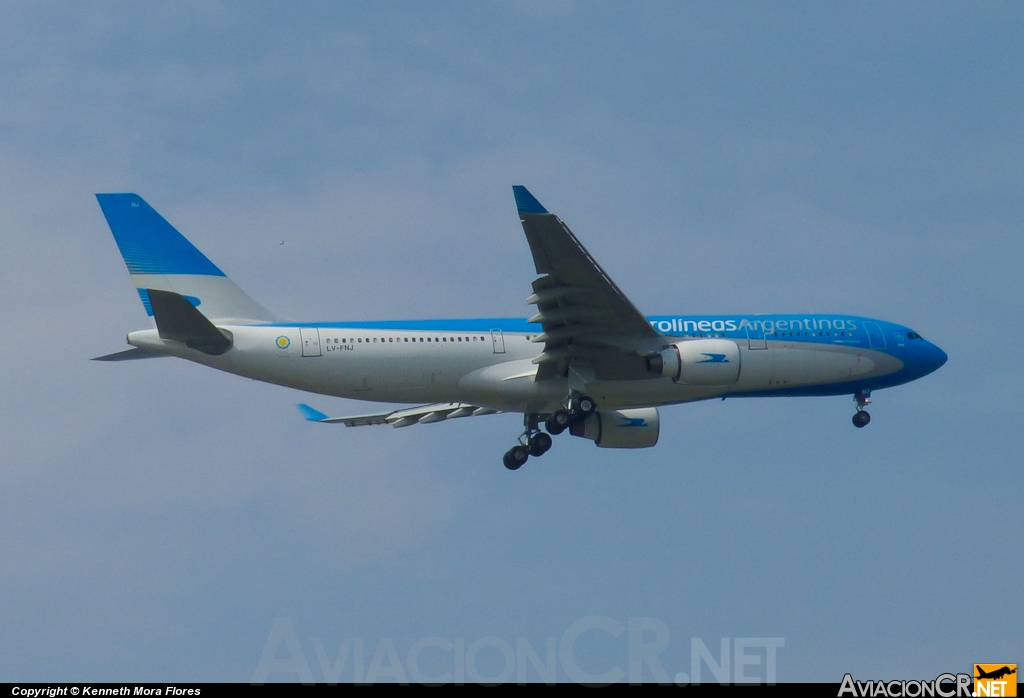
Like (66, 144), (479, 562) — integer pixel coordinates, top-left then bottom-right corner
(490, 329), (506, 354)
(746, 324), (767, 350)
(300, 327), (322, 357)
(864, 322), (886, 350)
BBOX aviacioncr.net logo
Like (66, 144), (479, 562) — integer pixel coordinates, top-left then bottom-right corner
(839, 673), (973, 697)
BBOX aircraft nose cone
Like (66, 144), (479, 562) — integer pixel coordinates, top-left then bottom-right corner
(926, 342), (948, 374)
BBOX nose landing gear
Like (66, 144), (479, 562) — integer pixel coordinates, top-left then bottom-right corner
(852, 391), (871, 428)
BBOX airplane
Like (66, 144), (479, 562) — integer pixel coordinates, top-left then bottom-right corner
(94, 186), (948, 470)
(975, 666), (1016, 681)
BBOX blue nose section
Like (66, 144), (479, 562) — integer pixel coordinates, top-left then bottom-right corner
(924, 342), (948, 375)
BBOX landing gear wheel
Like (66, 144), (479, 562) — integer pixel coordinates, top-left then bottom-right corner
(529, 432), (553, 456)
(504, 445), (529, 470)
(574, 395), (596, 417)
(852, 411), (871, 428)
(546, 410), (571, 435)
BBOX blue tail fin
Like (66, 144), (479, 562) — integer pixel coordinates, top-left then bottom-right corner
(97, 194), (280, 324)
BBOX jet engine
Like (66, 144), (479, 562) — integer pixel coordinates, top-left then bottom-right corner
(569, 408), (660, 449)
(646, 339), (740, 386)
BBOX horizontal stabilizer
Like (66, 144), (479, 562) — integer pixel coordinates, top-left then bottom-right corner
(297, 402), (502, 428)
(91, 347), (167, 361)
(149, 289), (233, 355)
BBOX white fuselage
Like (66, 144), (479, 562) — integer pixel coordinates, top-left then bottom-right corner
(128, 321), (903, 414)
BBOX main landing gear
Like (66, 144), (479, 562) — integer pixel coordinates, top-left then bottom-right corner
(852, 391), (871, 428)
(502, 416), (553, 471)
(503, 394), (596, 470)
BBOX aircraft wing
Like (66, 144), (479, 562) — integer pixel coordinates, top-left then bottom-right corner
(297, 402), (502, 428)
(513, 186), (664, 381)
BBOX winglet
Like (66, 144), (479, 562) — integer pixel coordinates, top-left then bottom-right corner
(297, 403), (329, 421)
(513, 186), (548, 214)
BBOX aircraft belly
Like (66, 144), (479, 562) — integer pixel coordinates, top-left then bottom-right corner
(457, 359), (563, 411)
(731, 343), (901, 392)
(589, 379), (723, 409)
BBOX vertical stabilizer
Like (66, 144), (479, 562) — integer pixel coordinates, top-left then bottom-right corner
(96, 193), (281, 324)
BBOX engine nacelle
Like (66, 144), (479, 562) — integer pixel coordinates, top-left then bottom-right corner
(646, 346), (681, 378)
(569, 408), (660, 449)
(647, 339), (740, 386)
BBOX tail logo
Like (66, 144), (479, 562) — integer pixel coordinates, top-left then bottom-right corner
(276, 336), (291, 349)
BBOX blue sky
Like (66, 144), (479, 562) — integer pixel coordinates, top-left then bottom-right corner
(1, 1), (1021, 682)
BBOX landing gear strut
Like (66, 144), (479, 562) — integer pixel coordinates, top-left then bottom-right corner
(852, 391), (871, 428)
(503, 397), (598, 470)
(503, 414), (554, 470)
